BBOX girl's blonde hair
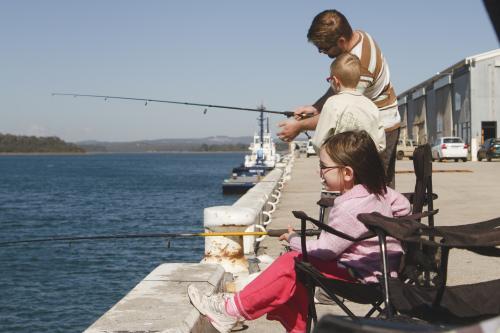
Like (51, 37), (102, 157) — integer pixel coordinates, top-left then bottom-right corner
(322, 130), (387, 196)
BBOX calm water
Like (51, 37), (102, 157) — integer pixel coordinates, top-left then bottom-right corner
(0, 153), (244, 333)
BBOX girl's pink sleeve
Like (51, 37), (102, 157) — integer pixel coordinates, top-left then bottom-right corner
(287, 190), (410, 260)
(288, 206), (364, 261)
(387, 188), (411, 217)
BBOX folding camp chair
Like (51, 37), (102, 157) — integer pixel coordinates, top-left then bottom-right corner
(317, 191), (340, 225)
(356, 211), (500, 326)
(293, 144), (439, 333)
(353, 147), (500, 326)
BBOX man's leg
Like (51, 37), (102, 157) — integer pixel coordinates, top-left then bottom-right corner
(382, 127), (400, 189)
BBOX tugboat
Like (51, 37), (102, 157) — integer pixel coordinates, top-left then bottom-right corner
(222, 107), (280, 194)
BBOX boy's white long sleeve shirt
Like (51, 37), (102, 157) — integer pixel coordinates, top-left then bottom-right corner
(311, 90), (386, 152)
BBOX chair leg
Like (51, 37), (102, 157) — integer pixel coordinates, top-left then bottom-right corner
(306, 307), (313, 333)
(306, 284), (317, 333)
(376, 230), (394, 318)
(364, 300), (384, 317)
(318, 283), (358, 319)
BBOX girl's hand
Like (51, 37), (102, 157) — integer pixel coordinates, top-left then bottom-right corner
(278, 225), (295, 242)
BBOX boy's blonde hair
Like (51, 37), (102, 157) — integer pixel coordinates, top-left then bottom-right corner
(330, 53), (361, 89)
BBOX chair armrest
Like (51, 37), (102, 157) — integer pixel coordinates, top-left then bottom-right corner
(402, 192), (438, 205)
(292, 211), (375, 242)
(405, 209), (439, 220)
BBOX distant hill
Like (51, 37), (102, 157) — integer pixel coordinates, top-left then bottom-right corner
(0, 133), (85, 153)
(0, 133), (289, 153)
(76, 136), (284, 153)
(78, 136), (290, 153)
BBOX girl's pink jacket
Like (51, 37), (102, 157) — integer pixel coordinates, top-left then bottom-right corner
(288, 184), (411, 283)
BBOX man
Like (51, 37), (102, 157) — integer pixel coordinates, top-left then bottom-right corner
(278, 9), (400, 188)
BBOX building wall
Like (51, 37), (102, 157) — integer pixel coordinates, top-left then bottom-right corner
(398, 102), (408, 140)
(413, 96), (426, 144)
(398, 49), (500, 147)
(425, 84), (437, 144)
(470, 55), (500, 142)
(407, 96), (415, 140)
(452, 70), (471, 144)
(434, 84), (453, 140)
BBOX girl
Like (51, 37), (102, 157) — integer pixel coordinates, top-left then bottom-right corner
(188, 130), (410, 333)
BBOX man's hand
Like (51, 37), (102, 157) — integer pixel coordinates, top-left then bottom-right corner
(278, 119), (302, 142)
(294, 105), (319, 120)
(278, 225), (296, 242)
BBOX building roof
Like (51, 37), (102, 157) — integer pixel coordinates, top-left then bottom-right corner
(398, 48), (500, 102)
(466, 48), (500, 62)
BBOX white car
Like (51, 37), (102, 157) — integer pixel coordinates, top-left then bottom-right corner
(431, 137), (468, 162)
(306, 140), (316, 157)
(396, 139), (416, 160)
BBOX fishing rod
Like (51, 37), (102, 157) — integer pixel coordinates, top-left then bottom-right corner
(52, 92), (314, 139)
(0, 228), (321, 247)
(52, 92), (301, 118)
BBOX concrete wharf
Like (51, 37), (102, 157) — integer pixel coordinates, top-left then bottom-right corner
(85, 154), (500, 333)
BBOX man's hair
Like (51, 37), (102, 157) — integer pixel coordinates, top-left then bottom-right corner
(330, 53), (361, 88)
(307, 10), (353, 50)
(322, 130), (387, 196)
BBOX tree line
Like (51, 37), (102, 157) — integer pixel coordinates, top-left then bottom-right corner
(80, 142), (290, 153)
(0, 133), (85, 153)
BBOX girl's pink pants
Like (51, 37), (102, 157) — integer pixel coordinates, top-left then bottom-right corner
(233, 251), (355, 333)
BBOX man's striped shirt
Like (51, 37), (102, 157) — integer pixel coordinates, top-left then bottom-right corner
(313, 30), (400, 129)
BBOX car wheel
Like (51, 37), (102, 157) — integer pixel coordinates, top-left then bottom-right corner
(478, 155), (483, 161)
(306, 154), (310, 158)
(396, 151), (404, 160)
(462, 158), (467, 162)
(487, 157), (492, 162)
(454, 158), (459, 162)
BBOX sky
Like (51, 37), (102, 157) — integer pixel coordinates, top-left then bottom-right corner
(1, 1), (498, 142)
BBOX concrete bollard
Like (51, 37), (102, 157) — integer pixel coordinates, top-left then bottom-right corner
(202, 167), (286, 274)
(202, 206), (255, 274)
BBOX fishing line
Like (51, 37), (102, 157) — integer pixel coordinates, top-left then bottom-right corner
(0, 229), (321, 247)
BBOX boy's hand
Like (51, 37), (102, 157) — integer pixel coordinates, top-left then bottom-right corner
(278, 225), (296, 242)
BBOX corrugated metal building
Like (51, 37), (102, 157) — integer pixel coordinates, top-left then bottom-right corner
(397, 49), (500, 152)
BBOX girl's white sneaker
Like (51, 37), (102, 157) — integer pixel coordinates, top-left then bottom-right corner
(187, 284), (238, 333)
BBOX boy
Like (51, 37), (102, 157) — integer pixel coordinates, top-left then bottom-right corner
(311, 53), (385, 152)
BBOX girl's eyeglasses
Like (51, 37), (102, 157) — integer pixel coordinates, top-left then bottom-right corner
(319, 165), (343, 178)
